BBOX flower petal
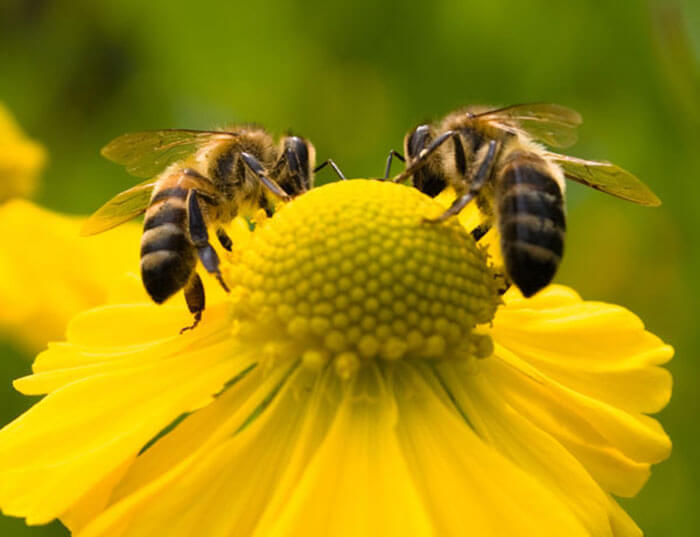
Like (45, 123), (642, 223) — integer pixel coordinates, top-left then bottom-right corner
(61, 458), (135, 533)
(487, 285), (672, 497)
(493, 285), (673, 413)
(438, 360), (639, 537)
(0, 303), (251, 525)
(0, 103), (46, 201)
(392, 363), (591, 537)
(78, 364), (313, 537)
(253, 365), (434, 537)
(16, 302), (234, 394)
(0, 200), (140, 351)
(485, 347), (669, 496)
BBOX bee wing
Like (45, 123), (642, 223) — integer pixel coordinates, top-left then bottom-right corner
(101, 129), (239, 178)
(81, 179), (157, 236)
(475, 103), (583, 148)
(546, 152), (661, 206)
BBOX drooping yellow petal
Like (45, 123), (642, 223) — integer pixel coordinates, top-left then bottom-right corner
(493, 286), (673, 413)
(485, 286), (672, 497)
(0, 200), (140, 351)
(253, 365), (434, 537)
(16, 302), (234, 395)
(391, 362), (591, 537)
(486, 346), (668, 497)
(0, 103), (46, 201)
(0, 302), (252, 525)
(78, 364), (308, 537)
(438, 359), (639, 537)
(61, 458), (136, 534)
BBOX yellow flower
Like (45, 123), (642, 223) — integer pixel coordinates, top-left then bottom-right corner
(0, 200), (141, 351)
(0, 103), (46, 201)
(0, 180), (671, 537)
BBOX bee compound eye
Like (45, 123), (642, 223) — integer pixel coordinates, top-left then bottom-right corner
(286, 137), (309, 167)
(407, 125), (431, 158)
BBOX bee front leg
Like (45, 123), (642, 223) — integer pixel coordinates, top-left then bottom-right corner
(240, 152), (291, 201)
(383, 150), (405, 180)
(187, 190), (230, 293)
(314, 159), (346, 181)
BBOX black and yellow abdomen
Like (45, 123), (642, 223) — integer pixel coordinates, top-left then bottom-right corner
(496, 154), (566, 297)
(140, 187), (196, 303)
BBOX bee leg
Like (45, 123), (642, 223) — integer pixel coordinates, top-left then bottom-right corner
(240, 152), (291, 201)
(426, 140), (499, 223)
(314, 159), (346, 180)
(181, 273), (205, 333)
(383, 150), (405, 180)
(393, 129), (457, 184)
(471, 223), (492, 242)
(497, 275), (512, 296)
(187, 190), (230, 293)
(216, 228), (233, 251)
(256, 193), (275, 218)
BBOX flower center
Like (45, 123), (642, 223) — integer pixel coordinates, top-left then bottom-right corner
(227, 180), (498, 378)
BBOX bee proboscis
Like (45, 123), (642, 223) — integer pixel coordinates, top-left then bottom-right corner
(388, 103), (661, 297)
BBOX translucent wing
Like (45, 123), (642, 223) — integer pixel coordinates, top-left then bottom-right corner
(101, 129), (239, 178)
(474, 103), (583, 148)
(81, 179), (157, 236)
(546, 152), (661, 206)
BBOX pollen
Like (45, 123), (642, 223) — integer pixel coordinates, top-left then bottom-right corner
(227, 179), (499, 376)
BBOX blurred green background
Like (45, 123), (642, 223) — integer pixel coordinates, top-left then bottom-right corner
(0, 0), (697, 535)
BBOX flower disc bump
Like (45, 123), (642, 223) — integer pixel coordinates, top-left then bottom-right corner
(228, 179), (498, 377)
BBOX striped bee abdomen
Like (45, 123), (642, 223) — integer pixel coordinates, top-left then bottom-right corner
(140, 188), (196, 304)
(496, 156), (566, 297)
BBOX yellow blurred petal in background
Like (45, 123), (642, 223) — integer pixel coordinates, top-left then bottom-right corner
(0, 181), (672, 537)
(0, 104), (46, 201)
(0, 200), (142, 352)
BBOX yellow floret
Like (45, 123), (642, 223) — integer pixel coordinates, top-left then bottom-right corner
(227, 179), (499, 376)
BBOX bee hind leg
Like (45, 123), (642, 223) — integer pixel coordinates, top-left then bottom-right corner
(187, 190), (230, 293)
(181, 273), (205, 333)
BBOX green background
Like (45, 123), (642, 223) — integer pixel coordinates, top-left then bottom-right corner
(0, 0), (697, 535)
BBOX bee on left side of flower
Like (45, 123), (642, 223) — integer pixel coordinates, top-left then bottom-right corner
(82, 126), (344, 332)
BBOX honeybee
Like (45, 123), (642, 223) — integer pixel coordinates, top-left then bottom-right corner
(387, 103), (661, 297)
(82, 126), (343, 331)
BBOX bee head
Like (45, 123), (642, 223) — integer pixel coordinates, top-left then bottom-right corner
(280, 135), (316, 195)
(405, 124), (431, 159)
